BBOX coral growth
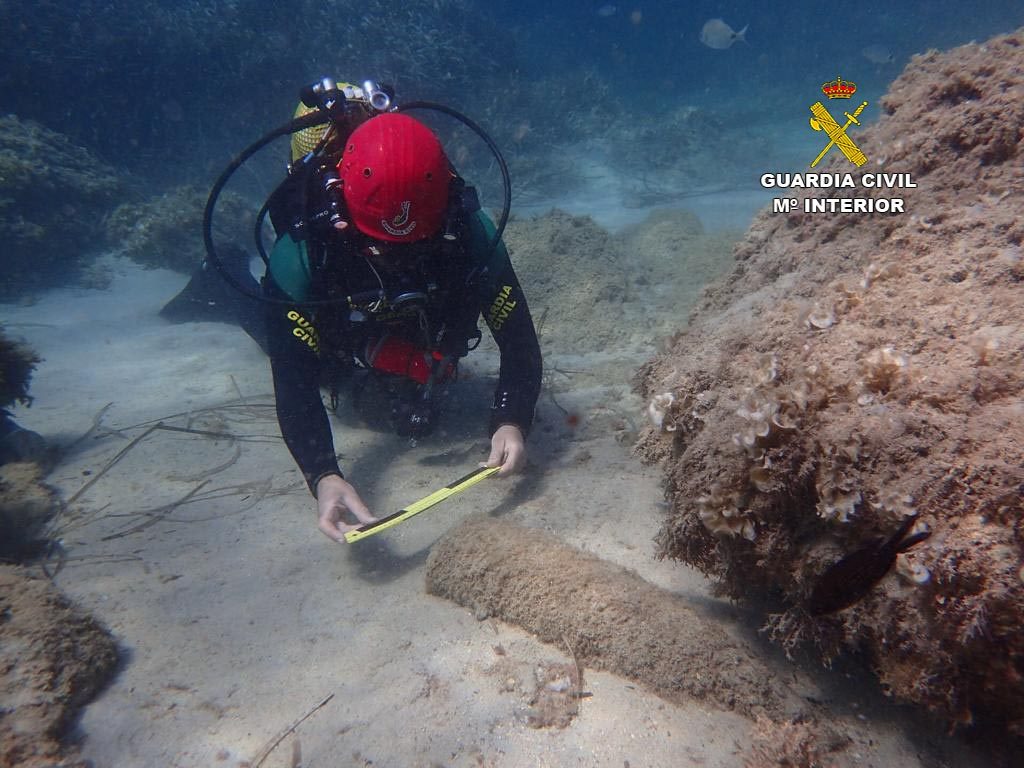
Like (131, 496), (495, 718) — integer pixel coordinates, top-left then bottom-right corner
(0, 566), (119, 768)
(859, 345), (908, 394)
(646, 390), (707, 436)
(106, 185), (256, 273)
(0, 328), (40, 410)
(503, 209), (735, 358)
(0, 1), (512, 185)
(0, 382), (117, 768)
(0, 116), (122, 299)
(635, 29), (1024, 740)
(696, 481), (755, 541)
(744, 714), (849, 768)
(0, 462), (57, 560)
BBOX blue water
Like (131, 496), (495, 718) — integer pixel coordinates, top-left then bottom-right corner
(2, 0), (1020, 204)
(2, 4), (1022, 765)
(493, 1), (1022, 93)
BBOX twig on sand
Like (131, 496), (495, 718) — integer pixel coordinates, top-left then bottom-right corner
(48, 400), (291, 545)
(67, 417), (269, 506)
(67, 423), (162, 505)
(168, 441), (242, 482)
(43, 551), (145, 579)
(561, 633), (591, 700)
(551, 365), (587, 377)
(229, 374), (248, 405)
(251, 693), (335, 768)
(152, 423), (244, 441)
(51, 477), (297, 543)
(535, 307), (549, 340)
(546, 388), (570, 416)
(99, 481), (210, 541)
(110, 395), (279, 436)
(62, 402), (116, 456)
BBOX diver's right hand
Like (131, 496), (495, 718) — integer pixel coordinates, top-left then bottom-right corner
(315, 475), (378, 543)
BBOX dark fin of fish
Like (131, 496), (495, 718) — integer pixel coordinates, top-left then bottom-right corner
(871, 513), (924, 561)
(897, 527), (931, 552)
(160, 244), (269, 354)
(806, 515), (924, 616)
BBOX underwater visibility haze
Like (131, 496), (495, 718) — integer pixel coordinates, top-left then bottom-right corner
(1, 1), (1023, 766)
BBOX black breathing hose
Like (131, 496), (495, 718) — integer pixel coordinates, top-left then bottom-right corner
(396, 100), (512, 254)
(202, 99), (511, 307)
(202, 109), (329, 305)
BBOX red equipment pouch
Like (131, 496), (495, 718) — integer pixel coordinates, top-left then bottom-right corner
(366, 336), (452, 385)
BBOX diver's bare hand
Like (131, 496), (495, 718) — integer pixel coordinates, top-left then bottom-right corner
(485, 424), (526, 477)
(315, 474), (378, 543)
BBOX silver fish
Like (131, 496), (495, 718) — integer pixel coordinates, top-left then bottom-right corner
(862, 45), (896, 64)
(699, 18), (748, 50)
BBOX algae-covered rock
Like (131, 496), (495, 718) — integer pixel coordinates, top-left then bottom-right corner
(635, 29), (1024, 743)
(0, 115), (123, 298)
(105, 185), (257, 274)
(0, 564), (119, 768)
(0, 327), (39, 410)
(0, 462), (58, 559)
(0, 0), (513, 184)
(503, 208), (734, 358)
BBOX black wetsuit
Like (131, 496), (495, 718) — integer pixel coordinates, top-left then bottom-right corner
(262, 179), (542, 495)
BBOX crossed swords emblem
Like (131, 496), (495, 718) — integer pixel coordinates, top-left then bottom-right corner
(809, 100), (868, 167)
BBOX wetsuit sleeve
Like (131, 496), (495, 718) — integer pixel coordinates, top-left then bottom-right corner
(263, 276), (342, 495)
(474, 215), (543, 437)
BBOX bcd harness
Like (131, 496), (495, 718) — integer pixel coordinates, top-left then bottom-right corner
(266, 162), (486, 413)
(201, 76), (509, 436)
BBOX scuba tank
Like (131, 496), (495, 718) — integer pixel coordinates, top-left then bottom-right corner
(202, 76), (511, 309)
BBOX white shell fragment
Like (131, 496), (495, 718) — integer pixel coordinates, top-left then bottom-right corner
(647, 392), (675, 431)
(806, 303), (836, 330)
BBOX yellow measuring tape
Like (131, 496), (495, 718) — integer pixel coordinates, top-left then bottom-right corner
(344, 465), (500, 543)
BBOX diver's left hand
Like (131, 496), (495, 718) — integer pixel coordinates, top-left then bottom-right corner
(485, 424), (526, 477)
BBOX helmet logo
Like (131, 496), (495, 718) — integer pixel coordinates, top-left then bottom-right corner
(381, 200), (416, 238)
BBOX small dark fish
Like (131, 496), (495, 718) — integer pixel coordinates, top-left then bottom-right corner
(806, 515), (930, 616)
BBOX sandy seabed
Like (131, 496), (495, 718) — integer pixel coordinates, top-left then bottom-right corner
(0, 238), (993, 767)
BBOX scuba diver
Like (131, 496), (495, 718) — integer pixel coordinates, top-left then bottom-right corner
(165, 79), (542, 543)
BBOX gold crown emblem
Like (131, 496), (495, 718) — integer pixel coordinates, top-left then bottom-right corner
(822, 75), (857, 99)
